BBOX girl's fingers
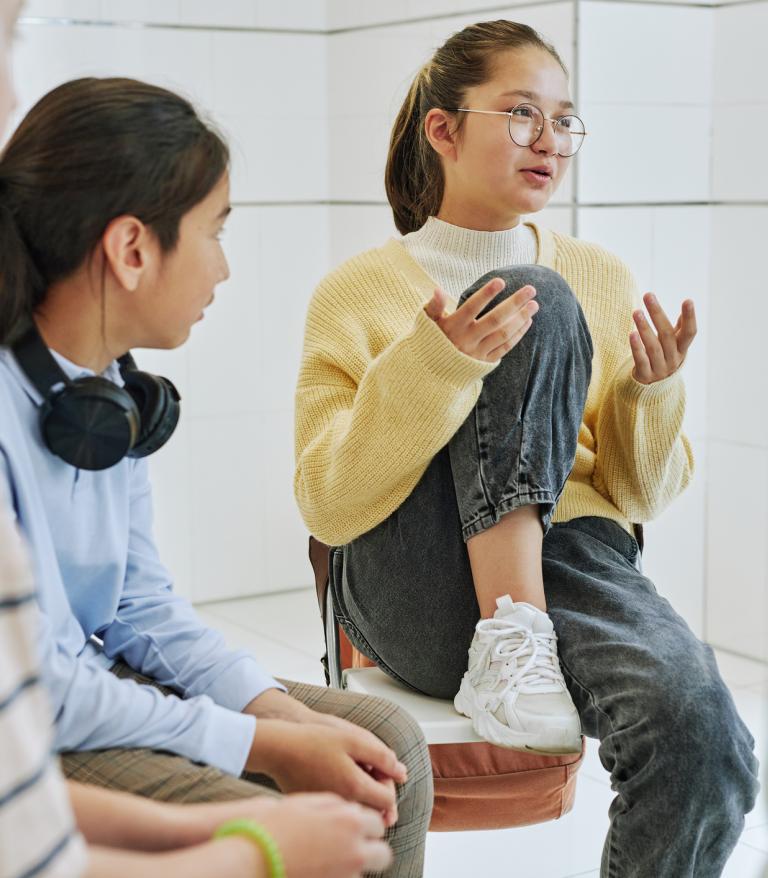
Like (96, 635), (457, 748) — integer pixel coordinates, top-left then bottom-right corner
(473, 284), (536, 332)
(676, 299), (697, 355)
(424, 287), (448, 321)
(633, 310), (666, 375)
(629, 330), (653, 383)
(479, 309), (532, 356)
(643, 294), (678, 365)
(483, 317), (533, 361)
(456, 277), (507, 322)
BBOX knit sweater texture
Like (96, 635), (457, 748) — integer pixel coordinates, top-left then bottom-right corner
(294, 221), (693, 547)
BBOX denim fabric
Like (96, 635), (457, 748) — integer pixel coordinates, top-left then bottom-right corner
(330, 264), (759, 876)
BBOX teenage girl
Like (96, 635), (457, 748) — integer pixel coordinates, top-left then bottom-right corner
(0, 35), (432, 878)
(295, 19), (758, 875)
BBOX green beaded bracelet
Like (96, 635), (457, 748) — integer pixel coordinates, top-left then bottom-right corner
(213, 819), (286, 878)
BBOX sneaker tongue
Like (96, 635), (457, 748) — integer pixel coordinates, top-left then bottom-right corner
(494, 597), (554, 636)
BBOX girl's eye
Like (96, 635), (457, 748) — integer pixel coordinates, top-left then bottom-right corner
(511, 106), (533, 118)
(558, 116), (573, 129)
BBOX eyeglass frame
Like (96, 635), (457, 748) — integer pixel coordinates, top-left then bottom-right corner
(448, 104), (588, 157)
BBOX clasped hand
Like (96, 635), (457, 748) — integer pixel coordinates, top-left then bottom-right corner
(244, 689), (407, 828)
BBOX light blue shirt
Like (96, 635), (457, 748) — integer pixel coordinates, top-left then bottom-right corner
(0, 345), (283, 776)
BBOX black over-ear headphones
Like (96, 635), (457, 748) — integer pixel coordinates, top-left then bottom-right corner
(11, 324), (181, 471)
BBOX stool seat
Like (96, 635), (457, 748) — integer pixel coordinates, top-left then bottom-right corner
(343, 667), (484, 745)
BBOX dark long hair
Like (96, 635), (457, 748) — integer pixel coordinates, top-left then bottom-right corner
(385, 20), (567, 235)
(0, 77), (229, 344)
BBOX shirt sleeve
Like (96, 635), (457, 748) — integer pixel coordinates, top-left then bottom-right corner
(98, 458), (285, 711)
(40, 614), (257, 776)
(592, 265), (694, 522)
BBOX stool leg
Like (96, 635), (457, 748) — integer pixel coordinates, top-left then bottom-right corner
(324, 586), (343, 689)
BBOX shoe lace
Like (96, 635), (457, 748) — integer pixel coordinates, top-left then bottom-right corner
(471, 619), (562, 710)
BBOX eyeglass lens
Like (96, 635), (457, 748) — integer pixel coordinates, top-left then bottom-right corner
(508, 104), (586, 157)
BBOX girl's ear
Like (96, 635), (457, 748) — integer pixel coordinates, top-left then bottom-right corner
(100, 215), (154, 292)
(424, 108), (459, 161)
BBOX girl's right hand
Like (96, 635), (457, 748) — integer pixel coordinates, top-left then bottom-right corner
(258, 793), (392, 878)
(424, 277), (538, 362)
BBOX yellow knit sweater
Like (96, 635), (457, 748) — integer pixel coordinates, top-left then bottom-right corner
(294, 223), (693, 547)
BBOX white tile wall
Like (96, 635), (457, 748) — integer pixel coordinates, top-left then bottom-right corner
(708, 207), (768, 450)
(579, 3), (713, 106)
(706, 441), (768, 661)
(713, 3), (768, 106)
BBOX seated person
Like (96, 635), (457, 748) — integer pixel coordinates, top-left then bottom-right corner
(0, 40), (432, 878)
(0, 504), (392, 878)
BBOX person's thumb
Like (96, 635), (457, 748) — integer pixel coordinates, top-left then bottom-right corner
(424, 287), (447, 321)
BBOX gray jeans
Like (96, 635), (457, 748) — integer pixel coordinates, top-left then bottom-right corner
(331, 265), (759, 877)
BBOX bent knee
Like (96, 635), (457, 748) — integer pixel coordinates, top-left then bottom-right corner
(462, 265), (584, 335)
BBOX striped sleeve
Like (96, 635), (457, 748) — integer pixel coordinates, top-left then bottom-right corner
(0, 496), (88, 878)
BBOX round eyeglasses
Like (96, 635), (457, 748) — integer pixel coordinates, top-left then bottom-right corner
(451, 103), (588, 158)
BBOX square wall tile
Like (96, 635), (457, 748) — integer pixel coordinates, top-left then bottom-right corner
(258, 408), (316, 593)
(579, 2), (713, 106)
(706, 441), (768, 661)
(713, 3), (768, 105)
(641, 439), (706, 638)
(179, 0), (258, 28)
(577, 207), (654, 289)
(186, 205), (329, 419)
(712, 104), (768, 202)
(188, 415), (266, 602)
(578, 104), (711, 203)
(255, 0), (326, 30)
(707, 207), (768, 449)
(146, 418), (193, 600)
(650, 207), (711, 441)
(220, 112), (328, 203)
(327, 0), (411, 30)
(253, 206), (330, 412)
(184, 207), (263, 419)
(12, 22), (216, 124)
(329, 205), (399, 266)
(525, 205), (574, 236)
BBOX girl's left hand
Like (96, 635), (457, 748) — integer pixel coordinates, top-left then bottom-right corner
(630, 293), (697, 385)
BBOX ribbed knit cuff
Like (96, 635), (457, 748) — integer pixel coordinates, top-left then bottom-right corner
(408, 307), (497, 389)
(613, 356), (686, 407)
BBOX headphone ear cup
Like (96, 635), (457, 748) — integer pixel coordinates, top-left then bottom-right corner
(41, 377), (141, 471)
(121, 371), (181, 458)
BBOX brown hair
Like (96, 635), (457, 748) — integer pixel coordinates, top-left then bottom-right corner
(0, 77), (229, 344)
(385, 20), (567, 235)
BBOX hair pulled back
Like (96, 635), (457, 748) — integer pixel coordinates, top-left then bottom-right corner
(385, 20), (567, 235)
(0, 77), (229, 344)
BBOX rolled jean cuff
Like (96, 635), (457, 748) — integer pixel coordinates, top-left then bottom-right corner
(461, 488), (557, 541)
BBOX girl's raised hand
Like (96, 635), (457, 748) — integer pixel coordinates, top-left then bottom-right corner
(424, 278), (538, 363)
(629, 293), (697, 385)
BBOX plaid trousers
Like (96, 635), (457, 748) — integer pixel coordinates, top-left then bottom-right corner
(61, 662), (433, 878)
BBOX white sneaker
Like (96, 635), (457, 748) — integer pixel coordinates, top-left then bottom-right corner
(454, 595), (582, 754)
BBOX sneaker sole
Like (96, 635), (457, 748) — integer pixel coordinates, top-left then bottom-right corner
(454, 675), (582, 755)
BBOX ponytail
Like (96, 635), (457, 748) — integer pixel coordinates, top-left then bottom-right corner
(385, 68), (443, 236)
(0, 188), (44, 345)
